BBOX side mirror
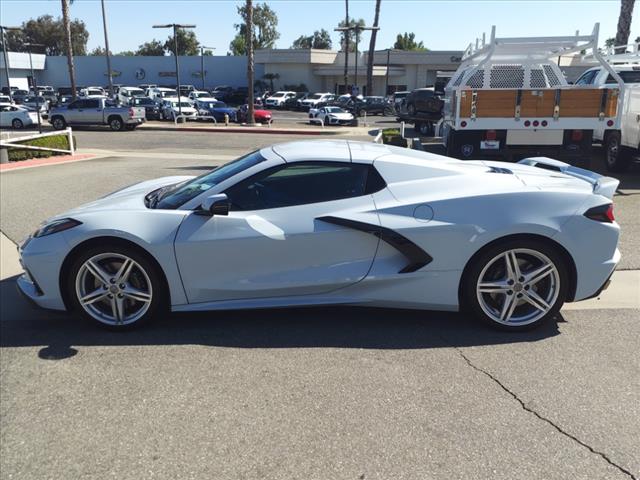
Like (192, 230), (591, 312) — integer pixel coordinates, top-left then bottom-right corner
(199, 193), (229, 216)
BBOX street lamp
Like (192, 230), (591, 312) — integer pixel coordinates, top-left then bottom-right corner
(334, 24), (379, 96)
(0, 25), (22, 103)
(153, 23), (196, 119)
(24, 42), (44, 133)
(200, 46), (215, 90)
(101, 0), (114, 98)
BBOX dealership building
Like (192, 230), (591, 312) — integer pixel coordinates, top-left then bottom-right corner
(2, 48), (589, 96)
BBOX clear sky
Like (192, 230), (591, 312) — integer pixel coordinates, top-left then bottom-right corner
(1, 0), (638, 55)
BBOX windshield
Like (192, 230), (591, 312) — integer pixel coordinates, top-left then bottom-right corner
(160, 90), (178, 97)
(172, 102), (192, 107)
(271, 93), (285, 98)
(326, 107), (343, 113)
(309, 94), (323, 100)
(155, 150), (266, 209)
(605, 71), (640, 83)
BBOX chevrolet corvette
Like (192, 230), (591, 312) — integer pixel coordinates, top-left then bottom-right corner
(17, 140), (620, 331)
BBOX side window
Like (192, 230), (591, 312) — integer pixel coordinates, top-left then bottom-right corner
(224, 162), (383, 211)
(86, 99), (100, 108)
(575, 70), (597, 85)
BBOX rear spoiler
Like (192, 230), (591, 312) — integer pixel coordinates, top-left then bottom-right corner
(518, 157), (619, 200)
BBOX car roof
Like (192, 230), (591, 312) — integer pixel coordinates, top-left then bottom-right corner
(268, 140), (393, 164)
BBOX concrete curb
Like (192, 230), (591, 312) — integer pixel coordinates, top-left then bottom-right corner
(138, 124), (343, 135)
(0, 153), (98, 172)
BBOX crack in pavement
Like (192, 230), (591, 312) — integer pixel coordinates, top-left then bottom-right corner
(447, 342), (638, 480)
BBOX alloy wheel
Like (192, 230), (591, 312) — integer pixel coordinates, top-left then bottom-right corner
(476, 248), (560, 326)
(75, 252), (153, 326)
(12, 118), (23, 129)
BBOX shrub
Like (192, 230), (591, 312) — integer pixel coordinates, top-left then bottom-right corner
(7, 134), (76, 162)
(381, 128), (407, 147)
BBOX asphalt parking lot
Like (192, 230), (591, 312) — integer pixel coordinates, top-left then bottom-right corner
(1, 129), (639, 479)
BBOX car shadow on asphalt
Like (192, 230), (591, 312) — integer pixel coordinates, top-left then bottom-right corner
(0, 275), (561, 360)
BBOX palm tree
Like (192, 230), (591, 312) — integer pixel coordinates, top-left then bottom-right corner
(263, 72), (280, 92)
(246, 0), (255, 125)
(61, 0), (77, 100)
(366, 0), (382, 96)
(615, 0), (635, 47)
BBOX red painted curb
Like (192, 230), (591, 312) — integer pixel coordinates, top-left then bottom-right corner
(0, 153), (96, 171)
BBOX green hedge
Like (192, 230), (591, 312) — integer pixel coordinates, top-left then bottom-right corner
(7, 134), (76, 162)
(380, 128), (407, 147)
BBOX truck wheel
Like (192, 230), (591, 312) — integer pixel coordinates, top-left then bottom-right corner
(604, 132), (631, 173)
(51, 116), (66, 130)
(109, 117), (124, 131)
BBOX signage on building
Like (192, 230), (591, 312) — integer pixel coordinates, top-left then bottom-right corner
(192, 71), (206, 78)
(450, 56), (462, 63)
(104, 70), (122, 77)
(159, 71), (177, 77)
(135, 68), (146, 80)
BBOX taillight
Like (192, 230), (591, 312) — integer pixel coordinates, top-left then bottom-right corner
(584, 204), (614, 223)
(571, 130), (583, 142)
(129, 107), (135, 116)
(485, 129), (497, 141)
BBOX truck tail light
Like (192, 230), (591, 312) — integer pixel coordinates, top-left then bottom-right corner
(571, 130), (583, 142)
(129, 107), (135, 117)
(485, 130), (497, 141)
(584, 204), (614, 223)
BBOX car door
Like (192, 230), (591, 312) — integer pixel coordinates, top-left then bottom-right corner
(0, 105), (11, 126)
(64, 100), (83, 123)
(82, 98), (102, 123)
(174, 161), (382, 304)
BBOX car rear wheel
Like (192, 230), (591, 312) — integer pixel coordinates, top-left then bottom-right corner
(109, 117), (124, 131)
(11, 118), (24, 129)
(463, 240), (568, 331)
(67, 245), (165, 330)
(604, 132), (631, 173)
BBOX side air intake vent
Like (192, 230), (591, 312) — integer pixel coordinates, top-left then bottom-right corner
(489, 166), (513, 174)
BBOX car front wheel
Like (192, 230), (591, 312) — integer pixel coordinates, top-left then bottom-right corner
(51, 116), (66, 130)
(67, 245), (165, 329)
(12, 118), (24, 129)
(463, 240), (568, 331)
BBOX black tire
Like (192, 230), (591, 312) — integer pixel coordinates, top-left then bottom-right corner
(11, 118), (24, 129)
(604, 131), (631, 173)
(65, 243), (166, 330)
(462, 238), (569, 331)
(109, 116), (124, 131)
(51, 116), (66, 130)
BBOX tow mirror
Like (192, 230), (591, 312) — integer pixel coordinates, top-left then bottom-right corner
(199, 193), (229, 216)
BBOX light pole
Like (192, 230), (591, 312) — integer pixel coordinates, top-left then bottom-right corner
(200, 46), (215, 90)
(153, 23), (196, 119)
(24, 42), (44, 133)
(385, 48), (391, 96)
(101, 0), (114, 98)
(334, 24), (379, 95)
(0, 25), (21, 103)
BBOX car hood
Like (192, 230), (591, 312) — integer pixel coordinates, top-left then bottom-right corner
(327, 112), (353, 118)
(61, 175), (194, 216)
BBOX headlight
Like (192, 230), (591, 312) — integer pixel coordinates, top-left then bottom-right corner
(33, 218), (82, 238)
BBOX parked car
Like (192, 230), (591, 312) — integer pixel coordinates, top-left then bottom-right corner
(403, 88), (444, 117)
(80, 86), (107, 97)
(138, 84), (158, 91)
(391, 91), (410, 108)
(265, 91), (297, 108)
(49, 97), (145, 131)
(188, 90), (211, 101)
(282, 92), (308, 110)
(21, 96), (49, 114)
(236, 104), (273, 124)
(299, 92), (334, 111)
(131, 96), (161, 120)
(148, 88), (178, 104)
(16, 140), (621, 331)
(0, 94), (12, 104)
(355, 96), (394, 116)
(194, 99), (237, 122)
(0, 103), (37, 129)
(118, 87), (146, 105)
(211, 85), (234, 101)
(160, 97), (197, 121)
(12, 89), (30, 104)
(309, 106), (355, 126)
(178, 85), (196, 97)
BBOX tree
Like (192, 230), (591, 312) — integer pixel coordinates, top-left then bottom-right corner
(61, 0), (77, 99)
(366, 0), (382, 96)
(229, 2), (279, 55)
(136, 40), (165, 56)
(615, 0), (635, 47)
(604, 37), (616, 48)
(164, 28), (199, 55)
(338, 18), (366, 52)
(636, 36), (640, 43)
(1, 14), (88, 56)
(89, 46), (110, 56)
(393, 32), (427, 51)
(291, 29), (332, 49)
(117, 50), (136, 56)
(263, 72), (279, 91)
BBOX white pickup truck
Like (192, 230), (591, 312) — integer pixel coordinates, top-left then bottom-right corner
(574, 51), (639, 172)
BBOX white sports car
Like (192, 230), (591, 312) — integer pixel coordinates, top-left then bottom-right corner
(309, 107), (355, 126)
(17, 140), (620, 331)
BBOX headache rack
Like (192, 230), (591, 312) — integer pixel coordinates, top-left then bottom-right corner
(444, 23), (624, 131)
